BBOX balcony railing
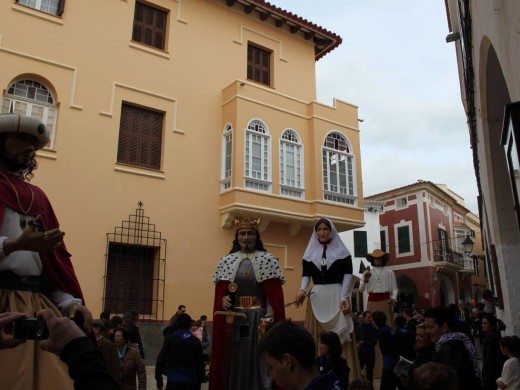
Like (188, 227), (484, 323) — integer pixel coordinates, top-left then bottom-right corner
(433, 248), (465, 267)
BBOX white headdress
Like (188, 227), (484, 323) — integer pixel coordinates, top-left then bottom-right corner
(302, 218), (351, 268)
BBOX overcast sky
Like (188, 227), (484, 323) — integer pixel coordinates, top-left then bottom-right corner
(268, 0), (479, 214)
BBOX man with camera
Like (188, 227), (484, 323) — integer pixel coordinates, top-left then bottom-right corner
(0, 114), (87, 389)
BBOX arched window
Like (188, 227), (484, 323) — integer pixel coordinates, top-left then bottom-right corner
(280, 129), (304, 198)
(2, 79), (58, 148)
(244, 119), (271, 191)
(322, 132), (356, 205)
(221, 124), (233, 191)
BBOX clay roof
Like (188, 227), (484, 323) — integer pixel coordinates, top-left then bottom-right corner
(224, 0), (342, 60)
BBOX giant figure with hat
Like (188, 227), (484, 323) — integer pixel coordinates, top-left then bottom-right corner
(0, 113), (86, 389)
(359, 248), (398, 327)
(210, 216), (285, 390)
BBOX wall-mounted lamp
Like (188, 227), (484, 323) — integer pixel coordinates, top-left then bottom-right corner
(462, 235), (474, 256)
(446, 31), (461, 43)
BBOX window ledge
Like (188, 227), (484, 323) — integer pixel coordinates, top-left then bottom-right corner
(12, 4), (63, 25)
(36, 149), (57, 161)
(114, 164), (165, 180)
(129, 41), (170, 59)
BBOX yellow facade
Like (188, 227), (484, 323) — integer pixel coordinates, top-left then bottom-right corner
(0, 0), (364, 321)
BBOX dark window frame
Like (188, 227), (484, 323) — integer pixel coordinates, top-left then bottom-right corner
(247, 44), (271, 86)
(117, 103), (164, 170)
(132, 2), (168, 50)
(353, 231), (368, 258)
(397, 225), (411, 254)
(380, 230), (387, 252)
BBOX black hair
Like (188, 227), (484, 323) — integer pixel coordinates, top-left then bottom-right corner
(424, 306), (454, 331)
(362, 311), (372, 318)
(0, 133), (37, 181)
(229, 229), (266, 253)
(109, 315), (123, 329)
(394, 315), (406, 328)
(258, 320), (316, 370)
(481, 313), (497, 328)
(500, 336), (520, 358)
(114, 327), (129, 342)
(318, 331), (343, 359)
(100, 311), (110, 320)
(178, 305), (186, 311)
(314, 218), (332, 231)
(372, 311), (387, 327)
(177, 313), (192, 330)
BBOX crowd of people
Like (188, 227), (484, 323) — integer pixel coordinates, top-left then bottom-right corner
(1, 113), (518, 390)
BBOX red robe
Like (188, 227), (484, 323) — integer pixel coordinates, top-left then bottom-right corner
(209, 278), (285, 390)
(0, 172), (84, 302)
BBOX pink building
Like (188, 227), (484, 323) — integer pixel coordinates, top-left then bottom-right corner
(367, 180), (480, 310)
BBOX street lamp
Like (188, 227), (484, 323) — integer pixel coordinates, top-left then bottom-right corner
(462, 235), (474, 256)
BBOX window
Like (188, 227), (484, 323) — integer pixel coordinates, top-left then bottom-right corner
(132, 2), (167, 50)
(104, 206), (166, 319)
(322, 132), (355, 205)
(221, 124), (233, 191)
(380, 230), (387, 252)
(2, 79), (57, 148)
(396, 197), (407, 209)
(280, 129), (303, 198)
(16, 0), (64, 16)
(397, 225), (412, 255)
(244, 119), (271, 191)
(247, 44), (271, 86)
(454, 229), (468, 254)
(104, 243), (155, 315)
(353, 231), (368, 258)
(439, 228), (450, 260)
(117, 103), (163, 170)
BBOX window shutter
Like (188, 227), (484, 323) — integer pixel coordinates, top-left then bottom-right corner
(105, 244), (155, 315)
(132, 2), (166, 50)
(117, 104), (163, 170)
(398, 226), (410, 253)
(247, 45), (271, 86)
(353, 231), (368, 258)
(380, 230), (387, 252)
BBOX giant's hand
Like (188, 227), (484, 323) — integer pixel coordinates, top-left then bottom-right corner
(222, 295), (232, 310)
(4, 215), (65, 255)
(340, 299), (351, 314)
(294, 290), (306, 308)
(37, 308), (85, 356)
(0, 312), (27, 349)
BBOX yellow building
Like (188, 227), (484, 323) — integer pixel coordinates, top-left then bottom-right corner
(0, 0), (364, 322)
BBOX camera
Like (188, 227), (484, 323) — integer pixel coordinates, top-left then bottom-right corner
(13, 318), (49, 340)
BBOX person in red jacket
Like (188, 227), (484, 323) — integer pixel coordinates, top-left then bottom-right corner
(210, 216), (285, 390)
